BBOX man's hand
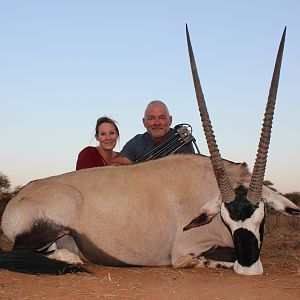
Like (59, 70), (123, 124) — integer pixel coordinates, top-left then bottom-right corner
(110, 155), (133, 166)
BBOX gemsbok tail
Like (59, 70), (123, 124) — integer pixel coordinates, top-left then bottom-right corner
(0, 249), (85, 275)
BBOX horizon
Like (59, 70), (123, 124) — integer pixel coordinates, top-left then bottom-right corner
(1, 1), (299, 194)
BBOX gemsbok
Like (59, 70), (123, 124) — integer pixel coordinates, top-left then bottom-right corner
(1, 25), (299, 275)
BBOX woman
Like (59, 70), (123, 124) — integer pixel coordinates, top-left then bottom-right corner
(76, 117), (119, 170)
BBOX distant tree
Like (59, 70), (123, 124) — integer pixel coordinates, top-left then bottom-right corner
(0, 172), (10, 192)
(0, 172), (12, 205)
(0, 172), (22, 229)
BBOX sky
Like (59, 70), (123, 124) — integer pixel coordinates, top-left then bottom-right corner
(0, 1), (299, 193)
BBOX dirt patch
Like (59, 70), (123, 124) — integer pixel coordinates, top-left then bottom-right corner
(0, 223), (299, 299)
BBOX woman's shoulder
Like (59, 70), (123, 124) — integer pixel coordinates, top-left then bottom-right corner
(78, 146), (97, 155)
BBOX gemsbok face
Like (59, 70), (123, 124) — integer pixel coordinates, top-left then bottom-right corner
(183, 25), (287, 275)
(220, 186), (266, 274)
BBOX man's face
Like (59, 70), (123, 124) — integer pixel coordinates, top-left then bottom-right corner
(143, 104), (172, 141)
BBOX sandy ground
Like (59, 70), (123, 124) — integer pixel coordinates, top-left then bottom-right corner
(0, 225), (299, 300)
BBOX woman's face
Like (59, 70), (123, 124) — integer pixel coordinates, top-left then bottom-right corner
(96, 122), (118, 151)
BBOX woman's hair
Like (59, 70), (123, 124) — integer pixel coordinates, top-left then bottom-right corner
(95, 116), (119, 137)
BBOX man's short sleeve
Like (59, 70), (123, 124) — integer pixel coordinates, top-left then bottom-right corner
(119, 138), (137, 162)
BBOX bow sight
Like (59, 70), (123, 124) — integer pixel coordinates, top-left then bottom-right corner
(135, 124), (200, 163)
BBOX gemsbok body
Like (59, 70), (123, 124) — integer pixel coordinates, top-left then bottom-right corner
(1, 26), (299, 275)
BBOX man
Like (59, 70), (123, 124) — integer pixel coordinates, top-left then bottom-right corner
(111, 100), (195, 165)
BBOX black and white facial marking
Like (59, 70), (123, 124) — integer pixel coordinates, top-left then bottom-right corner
(220, 186), (265, 275)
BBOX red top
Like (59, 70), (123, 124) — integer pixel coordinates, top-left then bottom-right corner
(76, 146), (107, 170)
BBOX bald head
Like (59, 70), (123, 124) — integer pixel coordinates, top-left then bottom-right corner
(144, 100), (170, 118)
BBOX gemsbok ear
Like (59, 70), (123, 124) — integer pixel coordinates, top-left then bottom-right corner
(183, 195), (222, 231)
(262, 186), (300, 216)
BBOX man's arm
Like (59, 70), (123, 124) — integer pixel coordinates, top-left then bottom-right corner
(110, 135), (141, 166)
(110, 154), (133, 166)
